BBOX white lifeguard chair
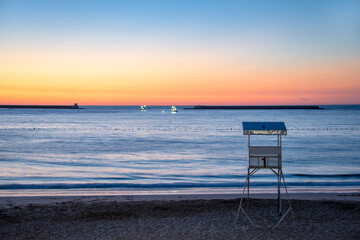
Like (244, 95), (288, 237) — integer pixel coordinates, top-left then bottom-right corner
(235, 122), (294, 227)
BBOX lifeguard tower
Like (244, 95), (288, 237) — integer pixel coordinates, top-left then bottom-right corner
(235, 122), (294, 227)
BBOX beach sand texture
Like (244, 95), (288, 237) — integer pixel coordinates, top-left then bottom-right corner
(1, 194), (360, 240)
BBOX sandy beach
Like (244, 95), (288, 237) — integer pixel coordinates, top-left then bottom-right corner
(0, 193), (359, 240)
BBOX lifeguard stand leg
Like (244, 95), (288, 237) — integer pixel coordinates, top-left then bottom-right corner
(278, 168), (282, 216)
(247, 168), (250, 215)
(278, 135), (282, 216)
(235, 172), (255, 226)
(247, 135), (250, 216)
(274, 169), (295, 228)
(281, 169), (295, 222)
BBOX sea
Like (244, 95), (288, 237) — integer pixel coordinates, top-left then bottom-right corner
(0, 105), (359, 196)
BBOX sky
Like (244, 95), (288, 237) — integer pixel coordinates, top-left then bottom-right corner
(0, 0), (359, 105)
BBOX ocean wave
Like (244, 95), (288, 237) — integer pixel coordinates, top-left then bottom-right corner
(1, 181), (359, 190)
(290, 173), (360, 178)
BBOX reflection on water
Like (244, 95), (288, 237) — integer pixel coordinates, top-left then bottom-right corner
(0, 105), (359, 196)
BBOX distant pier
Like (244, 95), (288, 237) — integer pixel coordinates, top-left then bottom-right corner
(0, 103), (81, 109)
(184, 105), (323, 110)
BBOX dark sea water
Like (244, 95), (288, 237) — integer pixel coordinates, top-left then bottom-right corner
(0, 105), (359, 196)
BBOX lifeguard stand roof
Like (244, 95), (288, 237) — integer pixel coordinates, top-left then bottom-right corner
(243, 122), (287, 135)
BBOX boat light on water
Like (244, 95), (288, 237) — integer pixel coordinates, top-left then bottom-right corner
(141, 105), (147, 111)
(171, 106), (178, 113)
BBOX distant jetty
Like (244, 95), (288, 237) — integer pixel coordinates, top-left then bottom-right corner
(0, 103), (81, 109)
(184, 105), (323, 110)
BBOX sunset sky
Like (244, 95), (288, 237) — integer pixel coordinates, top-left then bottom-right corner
(0, 0), (359, 105)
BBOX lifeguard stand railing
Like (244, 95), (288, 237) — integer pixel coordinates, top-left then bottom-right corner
(235, 122), (294, 227)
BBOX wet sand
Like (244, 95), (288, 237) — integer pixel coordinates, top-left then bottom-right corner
(1, 193), (359, 240)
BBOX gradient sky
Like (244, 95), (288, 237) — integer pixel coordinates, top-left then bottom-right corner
(0, 0), (359, 105)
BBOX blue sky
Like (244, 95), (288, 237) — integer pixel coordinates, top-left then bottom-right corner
(2, 0), (359, 56)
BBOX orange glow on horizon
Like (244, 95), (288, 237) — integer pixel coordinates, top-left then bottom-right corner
(1, 48), (359, 106)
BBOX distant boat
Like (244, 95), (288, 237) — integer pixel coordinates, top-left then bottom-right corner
(171, 106), (178, 113)
(141, 105), (147, 111)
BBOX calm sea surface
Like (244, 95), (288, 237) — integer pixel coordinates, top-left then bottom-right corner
(0, 105), (359, 196)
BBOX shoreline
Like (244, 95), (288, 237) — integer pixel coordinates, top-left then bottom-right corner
(1, 192), (359, 208)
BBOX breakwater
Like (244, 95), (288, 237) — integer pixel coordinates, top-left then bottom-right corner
(0, 104), (81, 109)
(184, 105), (323, 110)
